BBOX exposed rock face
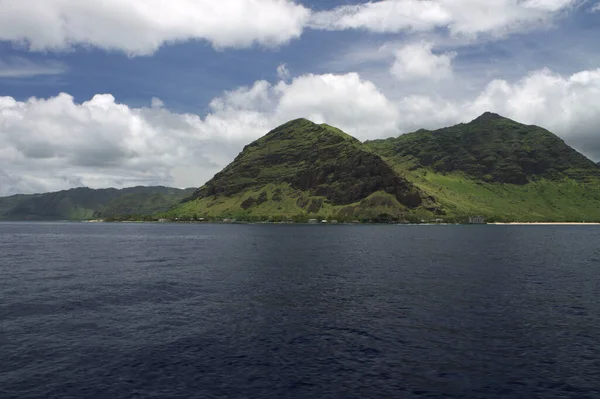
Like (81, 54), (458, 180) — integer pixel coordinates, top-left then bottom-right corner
(191, 118), (432, 209)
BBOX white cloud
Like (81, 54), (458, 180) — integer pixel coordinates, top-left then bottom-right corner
(0, 93), (248, 195)
(466, 68), (600, 158)
(592, 2), (600, 11)
(151, 97), (164, 109)
(274, 73), (400, 137)
(390, 42), (455, 81)
(523, 0), (579, 11)
(309, 0), (451, 32)
(310, 0), (582, 37)
(0, 0), (310, 55)
(2, 67), (600, 196)
(277, 63), (291, 81)
(0, 73), (398, 195)
(0, 57), (67, 78)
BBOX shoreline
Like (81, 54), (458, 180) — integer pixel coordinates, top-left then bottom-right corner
(4, 220), (600, 225)
(86, 220), (600, 225)
(490, 222), (600, 225)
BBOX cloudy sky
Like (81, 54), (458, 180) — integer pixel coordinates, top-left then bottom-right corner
(1, 0), (599, 195)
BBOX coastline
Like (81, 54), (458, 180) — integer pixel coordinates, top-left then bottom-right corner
(490, 222), (600, 225)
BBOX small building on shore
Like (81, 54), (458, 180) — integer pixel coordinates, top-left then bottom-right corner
(469, 216), (486, 224)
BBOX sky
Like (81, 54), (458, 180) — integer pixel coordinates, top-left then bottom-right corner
(1, 0), (599, 196)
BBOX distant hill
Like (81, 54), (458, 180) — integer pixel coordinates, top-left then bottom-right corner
(171, 118), (438, 222)
(365, 113), (600, 222)
(0, 186), (195, 221)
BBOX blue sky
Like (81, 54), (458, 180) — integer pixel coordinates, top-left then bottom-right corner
(0, 0), (599, 195)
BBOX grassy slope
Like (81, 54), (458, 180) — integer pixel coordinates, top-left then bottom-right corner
(166, 183), (434, 222)
(95, 188), (195, 219)
(175, 118), (437, 220)
(366, 113), (600, 222)
(392, 168), (600, 222)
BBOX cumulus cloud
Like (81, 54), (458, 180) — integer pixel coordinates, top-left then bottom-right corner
(467, 68), (600, 159)
(0, 0), (584, 57)
(0, 93), (236, 195)
(2, 68), (600, 196)
(0, 73), (396, 195)
(274, 73), (400, 136)
(207, 72), (400, 138)
(0, 0), (310, 55)
(310, 0), (581, 36)
(0, 57), (67, 78)
(390, 42), (455, 81)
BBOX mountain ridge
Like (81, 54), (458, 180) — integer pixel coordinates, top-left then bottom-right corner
(365, 113), (600, 221)
(174, 113), (600, 222)
(176, 118), (439, 221)
(365, 113), (599, 185)
(4, 113), (600, 223)
(0, 186), (195, 221)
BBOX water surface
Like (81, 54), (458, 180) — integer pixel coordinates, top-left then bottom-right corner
(1, 223), (599, 398)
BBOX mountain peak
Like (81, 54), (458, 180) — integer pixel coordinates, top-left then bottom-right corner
(366, 113), (600, 186)
(259, 118), (357, 145)
(187, 119), (434, 217)
(471, 111), (507, 123)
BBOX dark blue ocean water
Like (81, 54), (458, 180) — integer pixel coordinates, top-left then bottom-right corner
(1, 222), (599, 399)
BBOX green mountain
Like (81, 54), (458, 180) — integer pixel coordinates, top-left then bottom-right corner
(172, 118), (438, 222)
(172, 114), (600, 223)
(0, 186), (195, 221)
(9, 114), (596, 223)
(365, 112), (600, 222)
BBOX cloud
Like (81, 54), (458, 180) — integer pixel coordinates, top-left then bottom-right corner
(2, 67), (600, 196)
(275, 73), (401, 137)
(207, 72), (401, 138)
(277, 63), (291, 81)
(467, 68), (600, 159)
(151, 97), (164, 109)
(0, 93), (241, 195)
(309, 0), (451, 32)
(0, 0), (310, 55)
(310, 0), (582, 37)
(592, 2), (600, 11)
(390, 42), (456, 81)
(0, 57), (67, 78)
(523, 0), (580, 11)
(0, 73), (398, 195)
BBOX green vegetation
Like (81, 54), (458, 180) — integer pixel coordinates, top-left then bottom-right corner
(4, 113), (600, 223)
(174, 118), (439, 221)
(175, 113), (600, 223)
(0, 186), (194, 221)
(95, 188), (195, 220)
(366, 112), (599, 184)
(365, 112), (600, 221)
(165, 184), (434, 223)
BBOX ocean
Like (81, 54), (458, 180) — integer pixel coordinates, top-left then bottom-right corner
(1, 222), (599, 398)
